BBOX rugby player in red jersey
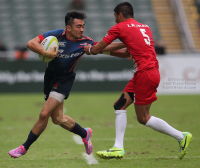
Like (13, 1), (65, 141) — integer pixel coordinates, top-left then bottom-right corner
(84, 2), (192, 160)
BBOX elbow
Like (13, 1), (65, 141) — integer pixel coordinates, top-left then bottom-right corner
(26, 41), (31, 49)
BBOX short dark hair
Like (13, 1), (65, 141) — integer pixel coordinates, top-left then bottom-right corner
(114, 2), (134, 18)
(65, 11), (87, 26)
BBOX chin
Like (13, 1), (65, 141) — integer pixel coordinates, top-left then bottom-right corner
(76, 36), (82, 39)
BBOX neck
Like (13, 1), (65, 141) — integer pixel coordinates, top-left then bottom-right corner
(123, 17), (133, 22)
(66, 31), (77, 41)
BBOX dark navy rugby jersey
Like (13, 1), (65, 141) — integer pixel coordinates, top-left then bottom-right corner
(38, 29), (97, 75)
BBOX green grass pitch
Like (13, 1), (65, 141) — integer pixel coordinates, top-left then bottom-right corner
(0, 93), (199, 168)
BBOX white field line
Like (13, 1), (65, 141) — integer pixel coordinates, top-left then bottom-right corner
(124, 155), (200, 159)
(82, 153), (99, 165)
(6, 137), (200, 142)
(85, 137), (200, 141)
(73, 134), (84, 144)
(2, 155), (200, 161)
(73, 135), (99, 165)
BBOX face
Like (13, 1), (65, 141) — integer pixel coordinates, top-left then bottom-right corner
(66, 19), (85, 39)
(114, 12), (121, 23)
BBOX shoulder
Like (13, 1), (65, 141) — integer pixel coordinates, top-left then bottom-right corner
(52, 29), (65, 36)
(44, 29), (65, 37)
(109, 24), (120, 31)
(52, 29), (65, 32)
(80, 35), (94, 42)
(107, 24), (121, 35)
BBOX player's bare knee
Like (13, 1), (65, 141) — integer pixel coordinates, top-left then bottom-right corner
(137, 116), (148, 125)
(39, 110), (51, 121)
(114, 92), (134, 110)
(114, 93), (127, 110)
(51, 109), (63, 125)
(51, 116), (62, 125)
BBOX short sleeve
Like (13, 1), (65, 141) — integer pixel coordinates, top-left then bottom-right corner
(93, 42), (98, 45)
(103, 25), (120, 44)
(83, 36), (98, 46)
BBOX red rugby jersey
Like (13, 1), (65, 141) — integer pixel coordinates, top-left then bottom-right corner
(103, 19), (158, 72)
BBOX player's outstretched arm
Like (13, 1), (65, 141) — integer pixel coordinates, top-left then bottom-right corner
(84, 41), (129, 58)
(26, 37), (58, 59)
(103, 42), (125, 52)
(84, 40), (108, 55)
(110, 48), (131, 58)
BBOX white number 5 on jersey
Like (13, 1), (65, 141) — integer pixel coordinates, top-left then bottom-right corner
(140, 28), (151, 46)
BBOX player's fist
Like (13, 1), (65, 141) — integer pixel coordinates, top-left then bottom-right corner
(84, 44), (92, 55)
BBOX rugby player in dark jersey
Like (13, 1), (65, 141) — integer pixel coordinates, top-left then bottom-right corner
(8, 11), (125, 158)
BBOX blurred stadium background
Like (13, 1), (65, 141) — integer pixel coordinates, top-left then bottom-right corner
(0, 0), (200, 52)
(0, 0), (199, 93)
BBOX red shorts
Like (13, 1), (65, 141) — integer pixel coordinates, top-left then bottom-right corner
(123, 67), (160, 105)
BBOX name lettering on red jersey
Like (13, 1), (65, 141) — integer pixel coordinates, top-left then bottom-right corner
(127, 24), (149, 28)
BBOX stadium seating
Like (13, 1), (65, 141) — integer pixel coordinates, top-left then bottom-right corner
(0, 0), (160, 51)
(151, 0), (200, 53)
(151, 0), (183, 52)
(182, 0), (200, 51)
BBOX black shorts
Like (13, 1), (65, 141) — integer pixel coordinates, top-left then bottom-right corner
(44, 72), (76, 101)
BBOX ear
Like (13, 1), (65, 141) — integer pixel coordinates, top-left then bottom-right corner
(66, 25), (71, 32)
(119, 13), (124, 19)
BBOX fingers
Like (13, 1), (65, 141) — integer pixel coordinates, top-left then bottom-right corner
(49, 48), (57, 58)
(84, 44), (92, 55)
(45, 47), (58, 58)
(51, 47), (57, 52)
(53, 47), (58, 55)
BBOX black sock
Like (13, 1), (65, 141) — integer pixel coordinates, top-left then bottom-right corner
(70, 123), (87, 139)
(23, 130), (39, 150)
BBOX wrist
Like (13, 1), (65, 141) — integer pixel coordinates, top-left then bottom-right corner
(88, 47), (93, 55)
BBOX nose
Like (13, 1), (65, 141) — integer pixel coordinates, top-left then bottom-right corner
(80, 26), (84, 31)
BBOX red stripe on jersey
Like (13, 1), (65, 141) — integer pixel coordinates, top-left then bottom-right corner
(93, 42), (98, 45)
(38, 35), (44, 43)
(69, 56), (82, 72)
(62, 30), (66, 35)
(81, 36), (94, 41)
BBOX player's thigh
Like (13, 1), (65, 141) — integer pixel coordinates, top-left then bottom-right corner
(51, 102), (75, 128)
(41, 97), (61, 117)
(51, 101), (64, 121)
(114, 92), (133, 110)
